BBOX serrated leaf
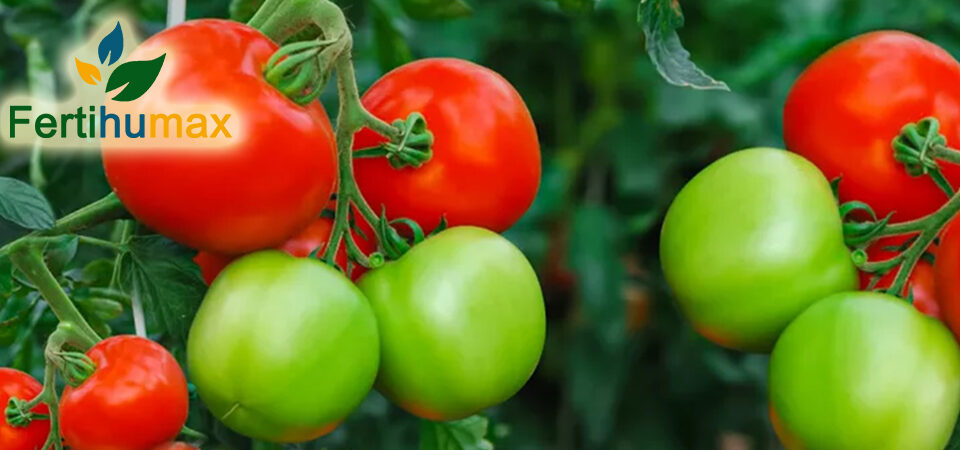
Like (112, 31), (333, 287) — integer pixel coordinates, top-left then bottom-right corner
(638, 0), (728, 90)
(371, 0), (413, 71)
(98, 21), (123, 66)
(400, 0), (472, 21)
(105, 54), (165, 102)
(420, 416), (494, 450)
(118, 235), (205, 344)
(0, 177), (55, 230)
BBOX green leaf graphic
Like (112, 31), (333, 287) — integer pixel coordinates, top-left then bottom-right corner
(0, 177), (54, 230)
(105, 54), (166, 102)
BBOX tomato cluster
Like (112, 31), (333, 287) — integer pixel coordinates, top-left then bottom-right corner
(662, 31), (960, 450)
(7, 17), (548, 446)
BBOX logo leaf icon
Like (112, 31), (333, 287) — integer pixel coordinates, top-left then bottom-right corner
(105, 54), (165, 102)
(75, 58), (101, 85)
(98, 22), (123, 65)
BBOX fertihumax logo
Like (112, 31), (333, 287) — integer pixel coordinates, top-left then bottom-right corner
(1, 16), (238, 151)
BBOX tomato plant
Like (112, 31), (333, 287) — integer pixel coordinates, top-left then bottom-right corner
(359, 226), (545, 420)
(187, 251), (379, 442)
(784, 31), (960, 222)
(660, 148), (858, 352)
(59, 335), (189, 450)
(353, 58), (541, 233)
(194, 216), (375, 283)
(101, 19), (338, 255)
(769, 292), (960, 450)
(0, 368), (49, 450)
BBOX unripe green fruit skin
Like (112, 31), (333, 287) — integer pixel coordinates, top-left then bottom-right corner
(359, 226), (546, 420)
(187, 251), (379, 443)
(660, 147), (858, 352)
(769, 292), (960, 450)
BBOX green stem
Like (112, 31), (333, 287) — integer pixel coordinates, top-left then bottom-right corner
(0, 193), (126, 256)
(8, 243), (101, 347)
(876, 188), (960, 295)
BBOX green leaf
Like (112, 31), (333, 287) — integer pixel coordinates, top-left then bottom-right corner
(105, 54), (166, 102)
(0, 176), (55, 230)
(420, 416), (494, 450)
(118, 235), (205, 344)
(638, 0), (728, 90)
(400, 0), (472, 21)
(371, 0), (413, 72)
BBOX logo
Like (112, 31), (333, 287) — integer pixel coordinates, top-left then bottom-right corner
(74, 21), (165, 102)
(1, 16), (238, 152)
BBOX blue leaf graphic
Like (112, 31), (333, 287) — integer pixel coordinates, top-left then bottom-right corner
(98, 22), (123, 66)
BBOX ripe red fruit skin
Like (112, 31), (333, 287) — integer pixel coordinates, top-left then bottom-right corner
(59, 336), (189, 450)
(102, 19), (337, 255)
(784, 31), (960, 222)
(353, 58), (541, 233)
(0, 368), (50, 450)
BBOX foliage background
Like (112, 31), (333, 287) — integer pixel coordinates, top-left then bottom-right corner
(2, 0), (960, 448)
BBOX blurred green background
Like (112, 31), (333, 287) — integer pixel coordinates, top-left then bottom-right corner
(2, 0), (960, 448)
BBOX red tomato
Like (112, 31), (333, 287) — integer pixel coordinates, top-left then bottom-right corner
(194, 217), (375, 284)
(353, 58), (540, 233)
(101, 19), (337, 255)
(784, 31), (960, 222)
(935, 223), (960, 337)
(60, 336), (189, 450)
(859, 237), (940, 318)
(153, 443), (198, 450)
(0, 368), (49, 450)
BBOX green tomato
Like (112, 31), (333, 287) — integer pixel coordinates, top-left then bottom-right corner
(769, 292), (960, 450)
(358, 226), (545, 420)
(187, 251), (379, 443)
(660, 148), (857, 351)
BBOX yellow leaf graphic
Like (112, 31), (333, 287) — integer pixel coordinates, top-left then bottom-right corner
(75, 58), (101, 85)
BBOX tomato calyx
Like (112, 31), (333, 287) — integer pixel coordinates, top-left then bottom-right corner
(5, 397), (48, 428)
(263, 37), (347, 105)
(354, 113), (435, 169)
(892, 117), (955, 194)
